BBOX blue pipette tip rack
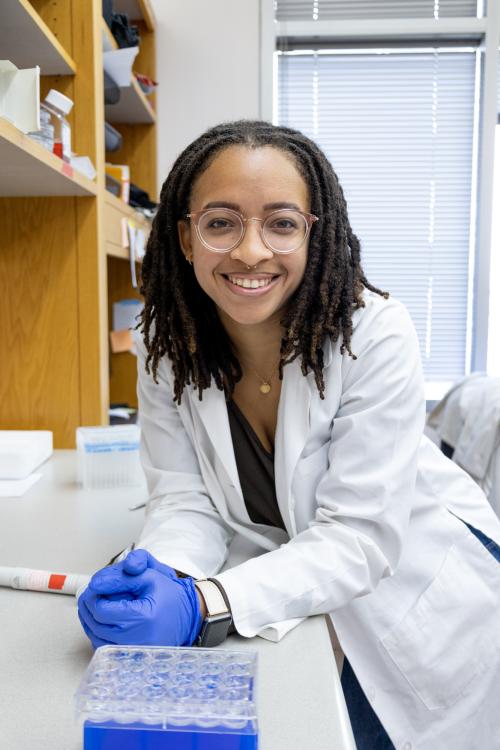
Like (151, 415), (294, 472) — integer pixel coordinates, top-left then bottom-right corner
(75, 645), (259, 749)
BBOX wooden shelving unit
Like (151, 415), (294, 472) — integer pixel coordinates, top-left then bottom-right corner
(0, 0), (157, 446)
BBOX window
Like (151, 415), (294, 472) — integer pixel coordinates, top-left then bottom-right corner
(268, 0), (499, 398)
(277, 48), (478, 387)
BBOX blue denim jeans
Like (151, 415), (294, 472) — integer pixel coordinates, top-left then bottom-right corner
(341, 519), (500, 750)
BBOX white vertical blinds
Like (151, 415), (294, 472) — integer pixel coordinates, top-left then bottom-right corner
(275, 1), (480, 21)
(277, 50), (477, 381)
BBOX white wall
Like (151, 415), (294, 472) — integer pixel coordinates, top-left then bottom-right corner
(151, 0), (261, 193)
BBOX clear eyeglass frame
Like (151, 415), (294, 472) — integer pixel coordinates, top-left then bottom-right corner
(185, 207), (319, 255)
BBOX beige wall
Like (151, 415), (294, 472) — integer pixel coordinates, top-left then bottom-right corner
(151, 0), (261, 193)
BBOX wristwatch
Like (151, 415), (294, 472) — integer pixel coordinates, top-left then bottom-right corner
(194, 578), (232, 647)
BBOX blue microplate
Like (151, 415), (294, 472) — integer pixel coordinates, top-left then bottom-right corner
(75, 645), (258, 749)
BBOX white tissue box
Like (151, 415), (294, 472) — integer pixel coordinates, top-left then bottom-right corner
(0, 430), (53, 479)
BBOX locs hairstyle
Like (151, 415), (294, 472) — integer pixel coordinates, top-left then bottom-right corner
(139, 120), (387, 404)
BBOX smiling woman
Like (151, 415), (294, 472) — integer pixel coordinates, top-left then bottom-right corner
(140, 121), (387, 407)
(77, 120), (500, 750)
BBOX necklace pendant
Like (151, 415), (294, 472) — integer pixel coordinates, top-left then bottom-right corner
(260, 382), (271, 395)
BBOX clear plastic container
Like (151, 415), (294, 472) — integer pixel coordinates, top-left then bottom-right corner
(76, 425), (144, 490)
(27, 107), (54, 152)
(43, 88), (73, 162)
(75, 646), (258, 750)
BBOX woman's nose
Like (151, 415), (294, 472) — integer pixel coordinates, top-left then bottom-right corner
(229, 219), (274, 267)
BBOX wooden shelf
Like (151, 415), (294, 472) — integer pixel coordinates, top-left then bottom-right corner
(105, 77), (156, 124)
(113, 0), (156, 31)
(104, 190), (151, 260)
(0, 118), (97, 197)
(1, 0), (76, 75)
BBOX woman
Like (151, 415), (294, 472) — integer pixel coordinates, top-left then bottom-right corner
(78, 120), (500, 750)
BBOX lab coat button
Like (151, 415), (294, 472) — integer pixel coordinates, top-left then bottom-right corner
(401, 742), (412, 750)
(367, 685), (376, 701)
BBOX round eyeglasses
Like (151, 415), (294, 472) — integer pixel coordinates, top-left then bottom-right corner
(186, 207), (319, 255)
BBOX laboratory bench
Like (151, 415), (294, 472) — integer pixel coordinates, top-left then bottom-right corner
(0, 450), (356, 750)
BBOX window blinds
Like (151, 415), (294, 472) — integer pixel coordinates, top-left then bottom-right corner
(277, 50), (477, 381)
(275, 1), (480, 21)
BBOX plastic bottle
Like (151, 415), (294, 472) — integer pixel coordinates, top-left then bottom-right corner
(27, 107), (54, 152)
(42, 89), (74, 162)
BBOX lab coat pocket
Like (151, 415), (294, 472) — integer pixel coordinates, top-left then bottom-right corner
(380, 542), (499, 711)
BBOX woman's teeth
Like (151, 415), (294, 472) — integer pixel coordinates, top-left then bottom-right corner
(227, 276), (274, 289)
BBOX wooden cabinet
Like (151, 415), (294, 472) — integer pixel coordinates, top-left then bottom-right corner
(0, 0), (156, 446)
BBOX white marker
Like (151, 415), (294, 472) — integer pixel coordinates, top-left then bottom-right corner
(0, 567), (90, 596)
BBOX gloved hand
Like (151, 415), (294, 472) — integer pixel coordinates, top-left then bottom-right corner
(77, 549), (203, 650)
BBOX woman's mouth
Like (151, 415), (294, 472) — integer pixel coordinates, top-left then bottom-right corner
(220, 273), (281, 296)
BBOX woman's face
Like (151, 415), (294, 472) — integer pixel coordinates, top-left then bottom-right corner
(177, 145), (311, 328)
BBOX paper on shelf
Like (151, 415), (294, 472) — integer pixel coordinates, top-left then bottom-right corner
(0, 473), (41, 498)
(0, 61), (40, 133)
(110, 329), (134, 354)
(103, 47), (139, 87)
(70, 156), (97, 180)
(135, 228), (146, 259)
(121, 216), (129, 247)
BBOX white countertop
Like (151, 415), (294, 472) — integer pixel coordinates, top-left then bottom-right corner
(0, 450), (355, 750)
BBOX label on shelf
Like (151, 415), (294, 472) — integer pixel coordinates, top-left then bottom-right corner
(61, 161), (74, 178)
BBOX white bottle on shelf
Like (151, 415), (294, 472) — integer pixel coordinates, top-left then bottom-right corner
(43, 89), (74, 162)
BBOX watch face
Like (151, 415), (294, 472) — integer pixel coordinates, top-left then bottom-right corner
(198, 613), (232, 648)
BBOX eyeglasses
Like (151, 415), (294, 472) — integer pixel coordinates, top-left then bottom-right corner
(186, 207), (319, 254)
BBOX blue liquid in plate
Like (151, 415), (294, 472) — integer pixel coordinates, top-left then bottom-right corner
(77, 647), (259, 750)
(84, 719), (258, 749)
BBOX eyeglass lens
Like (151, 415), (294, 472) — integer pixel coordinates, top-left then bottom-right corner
(197, 209), (308, 253)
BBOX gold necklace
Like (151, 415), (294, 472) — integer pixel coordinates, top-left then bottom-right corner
(242, 355), (281, 395)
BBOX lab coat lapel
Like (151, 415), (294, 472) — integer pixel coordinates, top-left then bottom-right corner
(189, 356), (314, 537)
(275, 358), (312, 536)
(189, 384), (243, 497)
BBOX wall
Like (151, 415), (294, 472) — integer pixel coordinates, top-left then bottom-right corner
(150, 0), (261, 192)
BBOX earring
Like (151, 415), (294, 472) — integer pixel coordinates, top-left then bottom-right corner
(186, 256), (193, 265)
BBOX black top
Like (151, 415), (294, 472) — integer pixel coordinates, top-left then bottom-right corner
(227, 399), (287, 532)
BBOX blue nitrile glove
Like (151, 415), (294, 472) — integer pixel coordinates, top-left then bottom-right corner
(103, 548), (178, 586)
(77, 550), (203, 650)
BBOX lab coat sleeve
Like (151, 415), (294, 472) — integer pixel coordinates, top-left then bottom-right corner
(215, 297), (426, 638)
(135, 333), (234, 579)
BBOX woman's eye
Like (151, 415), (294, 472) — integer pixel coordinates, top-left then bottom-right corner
(269, 219), (297, 231)
(207, 219), (233, 230)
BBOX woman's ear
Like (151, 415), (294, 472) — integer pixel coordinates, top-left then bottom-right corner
(177, 219), (193, 264)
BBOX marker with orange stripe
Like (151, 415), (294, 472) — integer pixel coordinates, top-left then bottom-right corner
(0, 567), (90, 596)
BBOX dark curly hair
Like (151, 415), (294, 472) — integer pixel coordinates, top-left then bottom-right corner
(139, 119), (387, 403)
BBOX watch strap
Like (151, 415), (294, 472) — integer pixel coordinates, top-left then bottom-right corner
(194, 579), (229, 616)
(195, 578), (232, 647)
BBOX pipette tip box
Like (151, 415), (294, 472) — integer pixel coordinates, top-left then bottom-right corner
(76, 425), (144, 489)
(75, 645), (259, 750)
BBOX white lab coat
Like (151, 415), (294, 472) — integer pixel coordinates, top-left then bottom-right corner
(135, 291), (500, 750)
